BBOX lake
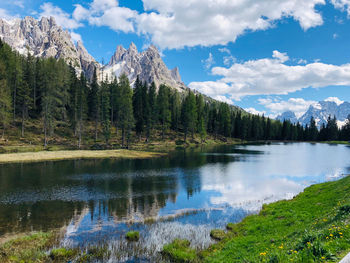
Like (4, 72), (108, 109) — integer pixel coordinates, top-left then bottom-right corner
(0, 143), (349, 261)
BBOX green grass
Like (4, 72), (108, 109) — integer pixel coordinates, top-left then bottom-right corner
(200, 176), (350, 262)
(162, 239), (197, 262)
(319, 141), (350, 145)
(0, 232), (58, 263)
(125, 231), (140, 241)
(210, 229), (226, 241)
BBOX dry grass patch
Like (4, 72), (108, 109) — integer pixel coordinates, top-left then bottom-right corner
(0, 149), (165, 164)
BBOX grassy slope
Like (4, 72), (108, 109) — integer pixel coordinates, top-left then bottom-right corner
(0, 119), (241, 155)
(201, 176), (350, 263)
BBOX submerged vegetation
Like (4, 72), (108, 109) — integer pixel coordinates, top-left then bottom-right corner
(162, 176), (350, 262)
(125, 231), (140, 242)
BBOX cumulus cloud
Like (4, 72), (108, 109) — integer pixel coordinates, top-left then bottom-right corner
(325, 96), (344, 105)
(0, 8), (18, 20)
(40, 3), (82, 30)
(14, 0), (350, 51)
(258, 98), (317, 118)
(136, 0), (325, 49)
(73, 0), (137, 33)
(331, 0), (350, 15)
(39, 3), (83, 43)
(202, 53), (215, 70)
(245, 107), (266, 116)
(189, 51), (350, 100)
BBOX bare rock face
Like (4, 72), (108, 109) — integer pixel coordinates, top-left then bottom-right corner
(103, 43), (186, 91)
(0, 16), (98, 80)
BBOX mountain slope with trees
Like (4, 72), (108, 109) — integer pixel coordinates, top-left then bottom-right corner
(0, 39), (349, 151)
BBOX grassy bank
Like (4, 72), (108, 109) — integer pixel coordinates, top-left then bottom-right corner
(1, 177), (350, 262)
(198, 176), (350, 262)
(162, 176), (350, 262)
(318, 141), (350, 145)
(0, 149), (165, 164)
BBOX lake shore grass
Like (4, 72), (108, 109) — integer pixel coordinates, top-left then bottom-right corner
(196, 175), (350, 262)
(0, 149), (165, 164)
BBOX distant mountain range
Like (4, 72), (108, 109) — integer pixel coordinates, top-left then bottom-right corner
(0, 16), (186, 92)
(276, 100), (350, 128)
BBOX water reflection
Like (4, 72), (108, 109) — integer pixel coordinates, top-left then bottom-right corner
(0, 143), (350, 260)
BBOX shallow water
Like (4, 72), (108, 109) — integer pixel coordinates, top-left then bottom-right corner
(0, 143), (349, 261)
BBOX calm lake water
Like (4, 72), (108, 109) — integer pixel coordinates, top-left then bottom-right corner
(0, 143), (349, 261)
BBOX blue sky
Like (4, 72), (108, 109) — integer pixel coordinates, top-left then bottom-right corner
(1, 0), (350, 117)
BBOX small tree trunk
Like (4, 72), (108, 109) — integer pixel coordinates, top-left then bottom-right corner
(94, 118), (98, 142)
(78, 120), (82, 149)
(122, 128), (125, 148)
(21, 108), (25, 137)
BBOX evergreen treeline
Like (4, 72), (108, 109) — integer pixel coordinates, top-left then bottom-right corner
(0, 38), (349, 147)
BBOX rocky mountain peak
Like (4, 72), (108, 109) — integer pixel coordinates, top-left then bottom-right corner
(277, 100), (350, 128)
(171, 67), (182, 83)
(128, 42), (137, 53)
(103, 42), (186, 91)
(0, 16), (98, 80)
(0, 16), (186, 91)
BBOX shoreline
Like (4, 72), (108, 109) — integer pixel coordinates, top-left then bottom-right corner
(0, 149), (166, 164)
(1, 176), (350, 262)
(196, 175), (350, 262)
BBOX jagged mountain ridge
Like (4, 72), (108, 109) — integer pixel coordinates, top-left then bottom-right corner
(102, 43), (186, 91)
(0, 16), (186, 91)
(0, 16), (99, 79)
(276, 100), (350, 128)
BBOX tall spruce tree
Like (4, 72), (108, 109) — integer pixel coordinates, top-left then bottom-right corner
(133, 76), (144, 139)
(100, 79), (111, 144)
(118, 74), (134, 147)
(0, 62), (12, 138)
(182, 90), (197, 141)
(157, 84), (171, 139)
(77, 72), (87, 148)
(88, 69), (99, 142)
(147, 82), (158, 139)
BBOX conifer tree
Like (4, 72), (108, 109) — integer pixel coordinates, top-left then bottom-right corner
(118, 74), (134, 147)
(157, 84), (171, 139)
(100, 79), (111, 144)
(77, 72), (87, 148)
(182, 90), (197, 141)
(88, 69), (99, 142)
(0, 62), (12, 138)
(147, 82), (158, 139)
(133, 76), (144, 139)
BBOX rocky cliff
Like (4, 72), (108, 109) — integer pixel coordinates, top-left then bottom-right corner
(0, 16), (99, 80)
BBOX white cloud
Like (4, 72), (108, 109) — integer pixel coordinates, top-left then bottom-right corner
(0, 8), (18, 21)
(189, 51), (350, 100)
(136, 0), (325, 49)
(297, 59), (307, 64)
(40, 3), (82, 30)
(331, 0), (350, 16)
(258, 98), (317, 118)
(213, 95), (234, 105)
(325, 96), (344, 105)
(218, 48), (231, 54)
(202, 53), (215, 70)
(245, 107), (266, 116)
(218, 47), (236, 66)
(272, 50), (289, 63)
(73, 0), (137, 33)
(13, 1), (24, 9)
(333, 33), (339, 39)
(70, 31), (82, 43)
